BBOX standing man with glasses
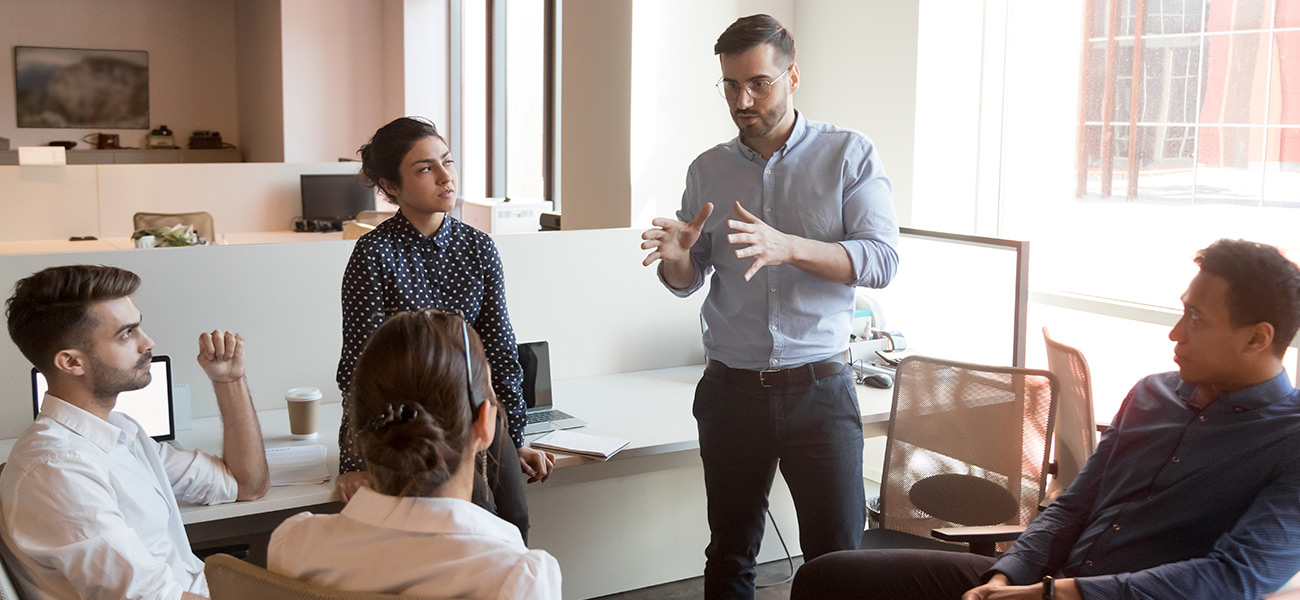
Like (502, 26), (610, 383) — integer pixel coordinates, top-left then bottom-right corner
(640, 13), (899, 600)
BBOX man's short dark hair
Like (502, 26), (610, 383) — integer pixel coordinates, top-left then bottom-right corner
(714, 14), (796, 65)
(1195, 239), (1300, 357)
(6, 265), (141, 373)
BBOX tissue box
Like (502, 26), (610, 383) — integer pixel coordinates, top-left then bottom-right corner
(461, 198), (552, 234)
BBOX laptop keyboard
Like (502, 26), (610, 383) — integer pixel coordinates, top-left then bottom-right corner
(527, 410), (576, 424)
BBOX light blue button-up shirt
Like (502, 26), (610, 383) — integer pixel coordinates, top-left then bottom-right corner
(660, 111), (899, 370)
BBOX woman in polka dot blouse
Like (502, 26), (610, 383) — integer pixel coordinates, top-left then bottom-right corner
(334, 117), (554, 539)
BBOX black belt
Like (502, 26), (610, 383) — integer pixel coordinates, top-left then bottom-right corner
(707, 357), (846, 388)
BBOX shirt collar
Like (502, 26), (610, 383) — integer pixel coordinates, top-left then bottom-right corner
(387, 209), (456, 250)
(1175, 369), (1297, 413)
(735, 109), (807, 162)
(39, 393), (132, 452)
(340, 486), (524, 545)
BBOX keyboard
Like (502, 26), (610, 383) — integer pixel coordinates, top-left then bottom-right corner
(526, 409), (576, 424)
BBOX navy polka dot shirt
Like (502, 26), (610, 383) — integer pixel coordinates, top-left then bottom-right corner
(336, 210), (525, 474)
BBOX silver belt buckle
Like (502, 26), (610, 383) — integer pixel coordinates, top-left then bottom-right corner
(759, 369), (780, 388)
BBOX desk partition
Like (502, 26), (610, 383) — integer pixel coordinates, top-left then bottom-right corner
(871, 228), (1029, 367)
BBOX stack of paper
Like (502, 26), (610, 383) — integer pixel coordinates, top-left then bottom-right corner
(266, 444), (331, 486)
(531, 430), (631, 460)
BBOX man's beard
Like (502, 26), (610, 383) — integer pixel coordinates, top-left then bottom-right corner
(88, 352), (152, 406)
(732, 95), (788, 140)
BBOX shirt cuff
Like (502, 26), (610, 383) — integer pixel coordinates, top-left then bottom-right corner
(657, 261), (703, 297)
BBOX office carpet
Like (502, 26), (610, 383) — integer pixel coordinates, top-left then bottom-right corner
(593, 556), (804, 599)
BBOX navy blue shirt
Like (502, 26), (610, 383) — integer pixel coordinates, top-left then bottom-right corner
(337, 211), (525, 475)
(992, 370), (1300, 599)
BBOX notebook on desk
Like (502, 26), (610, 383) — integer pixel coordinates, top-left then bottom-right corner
(519, 341), (587, 435)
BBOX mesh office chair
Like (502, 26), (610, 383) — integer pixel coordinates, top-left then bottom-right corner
(0, 464), (26, 600)
(864, 356), (1058, 556)
(205, 554), (455, 600)
(1042, 327), (1098, 498)
(132, 211), (216, 244)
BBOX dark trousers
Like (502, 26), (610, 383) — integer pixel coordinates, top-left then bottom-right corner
(791, 549), (995, 599)
(478, 417), (530, 543)
(695, 362), (866, 600)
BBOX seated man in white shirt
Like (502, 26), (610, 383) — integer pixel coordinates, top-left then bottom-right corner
(0, 265), (270, 600)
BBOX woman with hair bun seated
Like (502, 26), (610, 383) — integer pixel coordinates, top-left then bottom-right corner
(268, 309), (561, 599)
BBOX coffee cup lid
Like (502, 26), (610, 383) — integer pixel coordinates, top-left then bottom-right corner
(286, 386), (322, 401)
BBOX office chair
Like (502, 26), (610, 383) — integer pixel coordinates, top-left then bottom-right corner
(353, 210), (396, 226)
(864, 356), (1058, 557)
(0, 464), (27, 600)
(205, 554), (455, 600)
(132, 211), (216, 244)
(1042, 327), (1098, 498)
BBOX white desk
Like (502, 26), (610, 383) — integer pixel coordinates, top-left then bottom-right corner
(0, 231), (344, 256)
(0, 364), (895, 599)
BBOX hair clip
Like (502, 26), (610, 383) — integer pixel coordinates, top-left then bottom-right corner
(365, 402), (420, 431)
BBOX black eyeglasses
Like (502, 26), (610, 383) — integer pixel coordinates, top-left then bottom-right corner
(459, 317), (485, 412)
(416, 308), (484, 414)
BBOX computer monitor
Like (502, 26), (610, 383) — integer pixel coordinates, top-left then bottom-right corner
(869, 228), (1029, 367)
(32, 355), (176, 441)
(300, 174), (375, 223)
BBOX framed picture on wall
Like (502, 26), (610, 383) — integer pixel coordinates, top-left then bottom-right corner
(14, 46), (149, 129)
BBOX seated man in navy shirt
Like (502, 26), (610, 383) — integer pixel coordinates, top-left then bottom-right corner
(792, 238), (1300, 600)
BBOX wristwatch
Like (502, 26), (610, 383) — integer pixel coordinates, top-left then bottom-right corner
(1042, 575), (1055, 600)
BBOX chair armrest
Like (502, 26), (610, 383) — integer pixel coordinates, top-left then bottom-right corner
(931, 526), (1026, 557)
(932, 525), (1025, 543)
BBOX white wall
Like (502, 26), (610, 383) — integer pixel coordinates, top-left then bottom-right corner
(0, 0), (241, 150)
(794, 0), (919, 226)
(558, 0), (635, 230)
(235, 0), (286, 163)
(630, 0), (795, 226)
(403, 0), (451, 128)
(280, 0), (403, 163)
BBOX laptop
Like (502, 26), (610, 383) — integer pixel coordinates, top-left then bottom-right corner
(519, 341), (586, 435)
(32, 355), (176, 442)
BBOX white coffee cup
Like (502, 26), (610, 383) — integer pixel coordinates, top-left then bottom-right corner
(285, 387), (322, 440)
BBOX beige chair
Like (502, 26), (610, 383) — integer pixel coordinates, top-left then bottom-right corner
(132, 211), (216, 243)
(862, 356), (1058, 556)
(1042, 327), (1098, 497)
(0, 464), (27, 600)
(204, 554), (453, 600)
(354, 210), (396, 226)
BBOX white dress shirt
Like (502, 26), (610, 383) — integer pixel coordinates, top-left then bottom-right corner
(268, 487), (561, 600)
(0, 394), (238, 600)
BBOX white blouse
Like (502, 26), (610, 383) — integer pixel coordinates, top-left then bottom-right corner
(268, 487), (561, 600)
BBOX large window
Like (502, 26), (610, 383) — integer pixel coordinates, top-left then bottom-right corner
(1079, 0), (1300, 205)
(456, 0), (552, 206)
(911, 0), (1300, 419)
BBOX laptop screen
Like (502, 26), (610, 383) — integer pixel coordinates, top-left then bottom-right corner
(517, 341), (552, 410)
(32, 355), (176, 441)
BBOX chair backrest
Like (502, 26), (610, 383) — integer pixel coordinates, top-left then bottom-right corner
(205, 554), (453, 600)
(354, 210), (396, 226)
(1042, 327), (1098, 494)
(878, 356), (1057, 550)
(0, 463), (27, 600)
(132, 211), (216, 243)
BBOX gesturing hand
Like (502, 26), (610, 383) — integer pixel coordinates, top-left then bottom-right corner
(197, 330), (245, 383)
(727, 201), (794, 281)
(640, 202), (715, 267)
